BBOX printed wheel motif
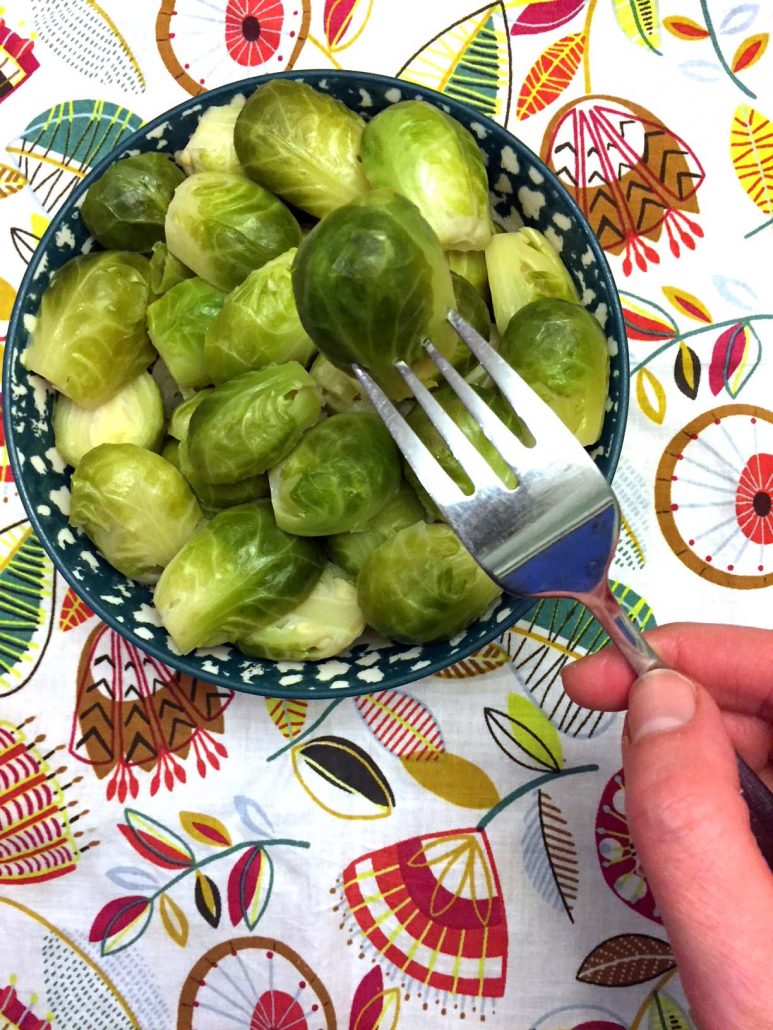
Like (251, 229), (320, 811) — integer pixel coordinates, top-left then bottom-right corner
(156, 0), (310, 95)
(178, 937), (335, 1029)
(655, 404), (773, 588)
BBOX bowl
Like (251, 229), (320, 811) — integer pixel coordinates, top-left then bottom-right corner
(4, 69), (629, 700)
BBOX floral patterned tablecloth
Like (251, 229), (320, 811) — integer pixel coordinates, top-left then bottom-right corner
(0, 1), (771, 1027)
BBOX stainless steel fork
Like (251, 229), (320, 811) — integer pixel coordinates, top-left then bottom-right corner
(353, 309), (773, 868)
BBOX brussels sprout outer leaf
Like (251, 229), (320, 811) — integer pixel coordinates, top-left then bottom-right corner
(449, 271), (491, 374)
(147, 277), (225, 389)
(327, 481), (425, 576)
(448, 249), (490, 302)
(178, 438), (269, 511)
(168, 390), (211, 441)
(149, 241), (195, 295)
(177, 96), (246, 176)
(309, 354), (370, 414)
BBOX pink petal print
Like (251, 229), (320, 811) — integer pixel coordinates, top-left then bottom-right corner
(512, 0), (586, 36)
(709, 322), (748, 395)
(89, 895), (152, 955)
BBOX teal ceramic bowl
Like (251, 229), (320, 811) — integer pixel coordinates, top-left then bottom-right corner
(4, 70), (628, 699)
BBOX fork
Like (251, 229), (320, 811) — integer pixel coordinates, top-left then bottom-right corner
(353, 309), (773, 868)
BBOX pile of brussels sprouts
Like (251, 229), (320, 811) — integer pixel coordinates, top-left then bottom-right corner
(23, 80), (609, 661)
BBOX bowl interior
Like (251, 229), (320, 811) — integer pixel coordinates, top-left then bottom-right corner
(4, 70), (628, 700)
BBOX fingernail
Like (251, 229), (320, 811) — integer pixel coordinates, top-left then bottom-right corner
(627, 669), (696, 743)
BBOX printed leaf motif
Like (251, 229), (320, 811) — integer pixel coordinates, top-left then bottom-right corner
(613, 0), (661, 51)
(662, 286), (712, 323)
(680, 58), (722, 81)
(635, 368), (667, 424)
(179, 811), (231, 848)
(731, 105), (773, 216)
(350, 966), (401, 1030)
(194, 871), (221, 928)
(264, 696), (308, 740)
(577, 933), (675, 986)
(324, 0), (372, 51)
(664, 15), (709, 40)
(621, 292), (678, 342)
(401, 752), (500, 809)
(0, 163), (26, 200)
(673, 342), (701, 399)
(227, 845), (273, 930)
(159, 892), (188, 947)
(58, 586), (94, 631)
(89, 895), (153, 956)
(105, 865), (159, 891)
(355, 689), (444, 759)
(517, 32), (586, 121)
(0, 277), (15, 320)
(485, 696), (563, 771)
(522, 790), (579, 921)
(233, 795), (274, 837)
(720, 4), (759, 36)
(292, 735), (395, 819)
(511, 0), (586, 36)
(434, 641), (509, 678)
(708, 322), (760, 396)
(646, 991), (690, 1029)
(731, 32), (767, 71)
(120, 809), (195, 869)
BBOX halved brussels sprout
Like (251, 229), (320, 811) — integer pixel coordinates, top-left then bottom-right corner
(24, 252), (155, 408)
(204, 249), (314, 384)
(168, 391), (210, 441)
(164, 172), (301, 292)
(70, 443), (203, 584)
(448, 249), (490, 302)
(309, 354), (370, 414)
(149, 241), (194, 295)
(234, 79), (369, 218)
(235, 564), (364, 661)
(269, 412), (401, 536)
(154, 501), (325, 654)
(54, 372), (165, 468)
(361, 101), (493, 251)
(292, 190), (456, 399)
(327, 481), (425, 577)
(186, 363), (321, 484)
(147, 278), (225, 389)
(178, 438), (269, 512)
(500, 298), (609, 446)
(486, 228), (578, 334)
(81, 152), (185, 252)
(449, 271), (490, 375)
(357, 522), (500, 644)
(177, 96), (246, 176)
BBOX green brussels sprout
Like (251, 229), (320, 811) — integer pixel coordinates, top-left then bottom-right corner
(164, 172), (301, 292)
(327, 481), (425, 576)
(149, 241), (194, 295)
(24, 252), (155, 408)
(269, 412), (401, 536)
(235, 564), (364, 661)
(448, 249), (490, 302)
(177, 96), (246, 176)
(500, 298), (609, 446)
(147, 278), (225, 389)
(54, 372), (165, 468)
(186, 363), (321, 484)
(70, 443), (203, 584)
(309, 354), (369, 414)
(168, 391), (210, 441)
(292, 190), (456, 399)
(204, 249), (314, 384)
(81, 153), (184, 252)
(357, 522), (500, 644)
(361, 101), (493, 251)
(161, 437), (181, 469)
(234, 79), (369, 219)
(178, 438), (269, 512)
(486, 228), (578, 334)
(449, 271), (491, 375)
(154, 501), (325, 654)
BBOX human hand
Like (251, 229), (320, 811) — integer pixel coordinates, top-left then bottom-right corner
(561, 623), (773, 1030)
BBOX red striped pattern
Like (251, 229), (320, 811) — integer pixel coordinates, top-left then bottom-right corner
(355, 690), (444, 760)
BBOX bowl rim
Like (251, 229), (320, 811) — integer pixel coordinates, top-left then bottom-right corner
(3, 68), (629, 699)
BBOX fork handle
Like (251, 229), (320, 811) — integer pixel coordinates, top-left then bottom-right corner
(583, 581), (773, 871)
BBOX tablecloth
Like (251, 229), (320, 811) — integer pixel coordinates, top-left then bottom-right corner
(0, 1), (771, 1027)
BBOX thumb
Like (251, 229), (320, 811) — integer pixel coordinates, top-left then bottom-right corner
(622, 668), (773, 1028)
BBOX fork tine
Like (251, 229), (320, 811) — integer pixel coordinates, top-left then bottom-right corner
(351, 364), (466, 508)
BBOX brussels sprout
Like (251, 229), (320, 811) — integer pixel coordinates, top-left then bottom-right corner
(361, 101), (493, 251)
(162, 437), (181, 469)
(81, 153), (184, 252)
(500, 298), (609, 446)
(269, 413), (401, 536)
(70, 443), (203, 584)
(177, 96), (246, 176)
(449, 271), (491, 375)
(357, 522), (500, 644)
(204, 249), (314, 384)
(486, 228), (578, 334)
(154, 501), (325, 654)
(448, 249), (490, 302)
(168, 391), (210, 441)
(24, 252), (155, 408)
(186, 363), (321, 484)
(234, 79), (369, 219)
(147, 278), (225, 389)
(235, 564), (364, 661)
(149, 241), (194, 295)
(178, 438), (269, 512)
(165, 172), (301, 292)
(292, 190), (456, 399)
(309, 354), (369, 414)
(327, 481), (425, 576)
(54, 372), (165, 468)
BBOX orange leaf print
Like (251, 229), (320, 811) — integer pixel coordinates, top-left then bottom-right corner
(59, 586), (95, 632)
(662, 286), (712, 323)
(731, 33), (768, 73)
(516, 32), (586, 121)
(663, 16), (709, 40)
(730, 105), (773, 217)
(434, 642), (509, 678)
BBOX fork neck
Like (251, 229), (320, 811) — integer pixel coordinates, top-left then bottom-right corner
(579, 579), (665, 678)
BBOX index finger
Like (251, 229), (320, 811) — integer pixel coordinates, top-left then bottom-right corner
(561, 622), (773, 720)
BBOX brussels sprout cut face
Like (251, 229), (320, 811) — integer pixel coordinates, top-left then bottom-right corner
(177, 96), (246, 177)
